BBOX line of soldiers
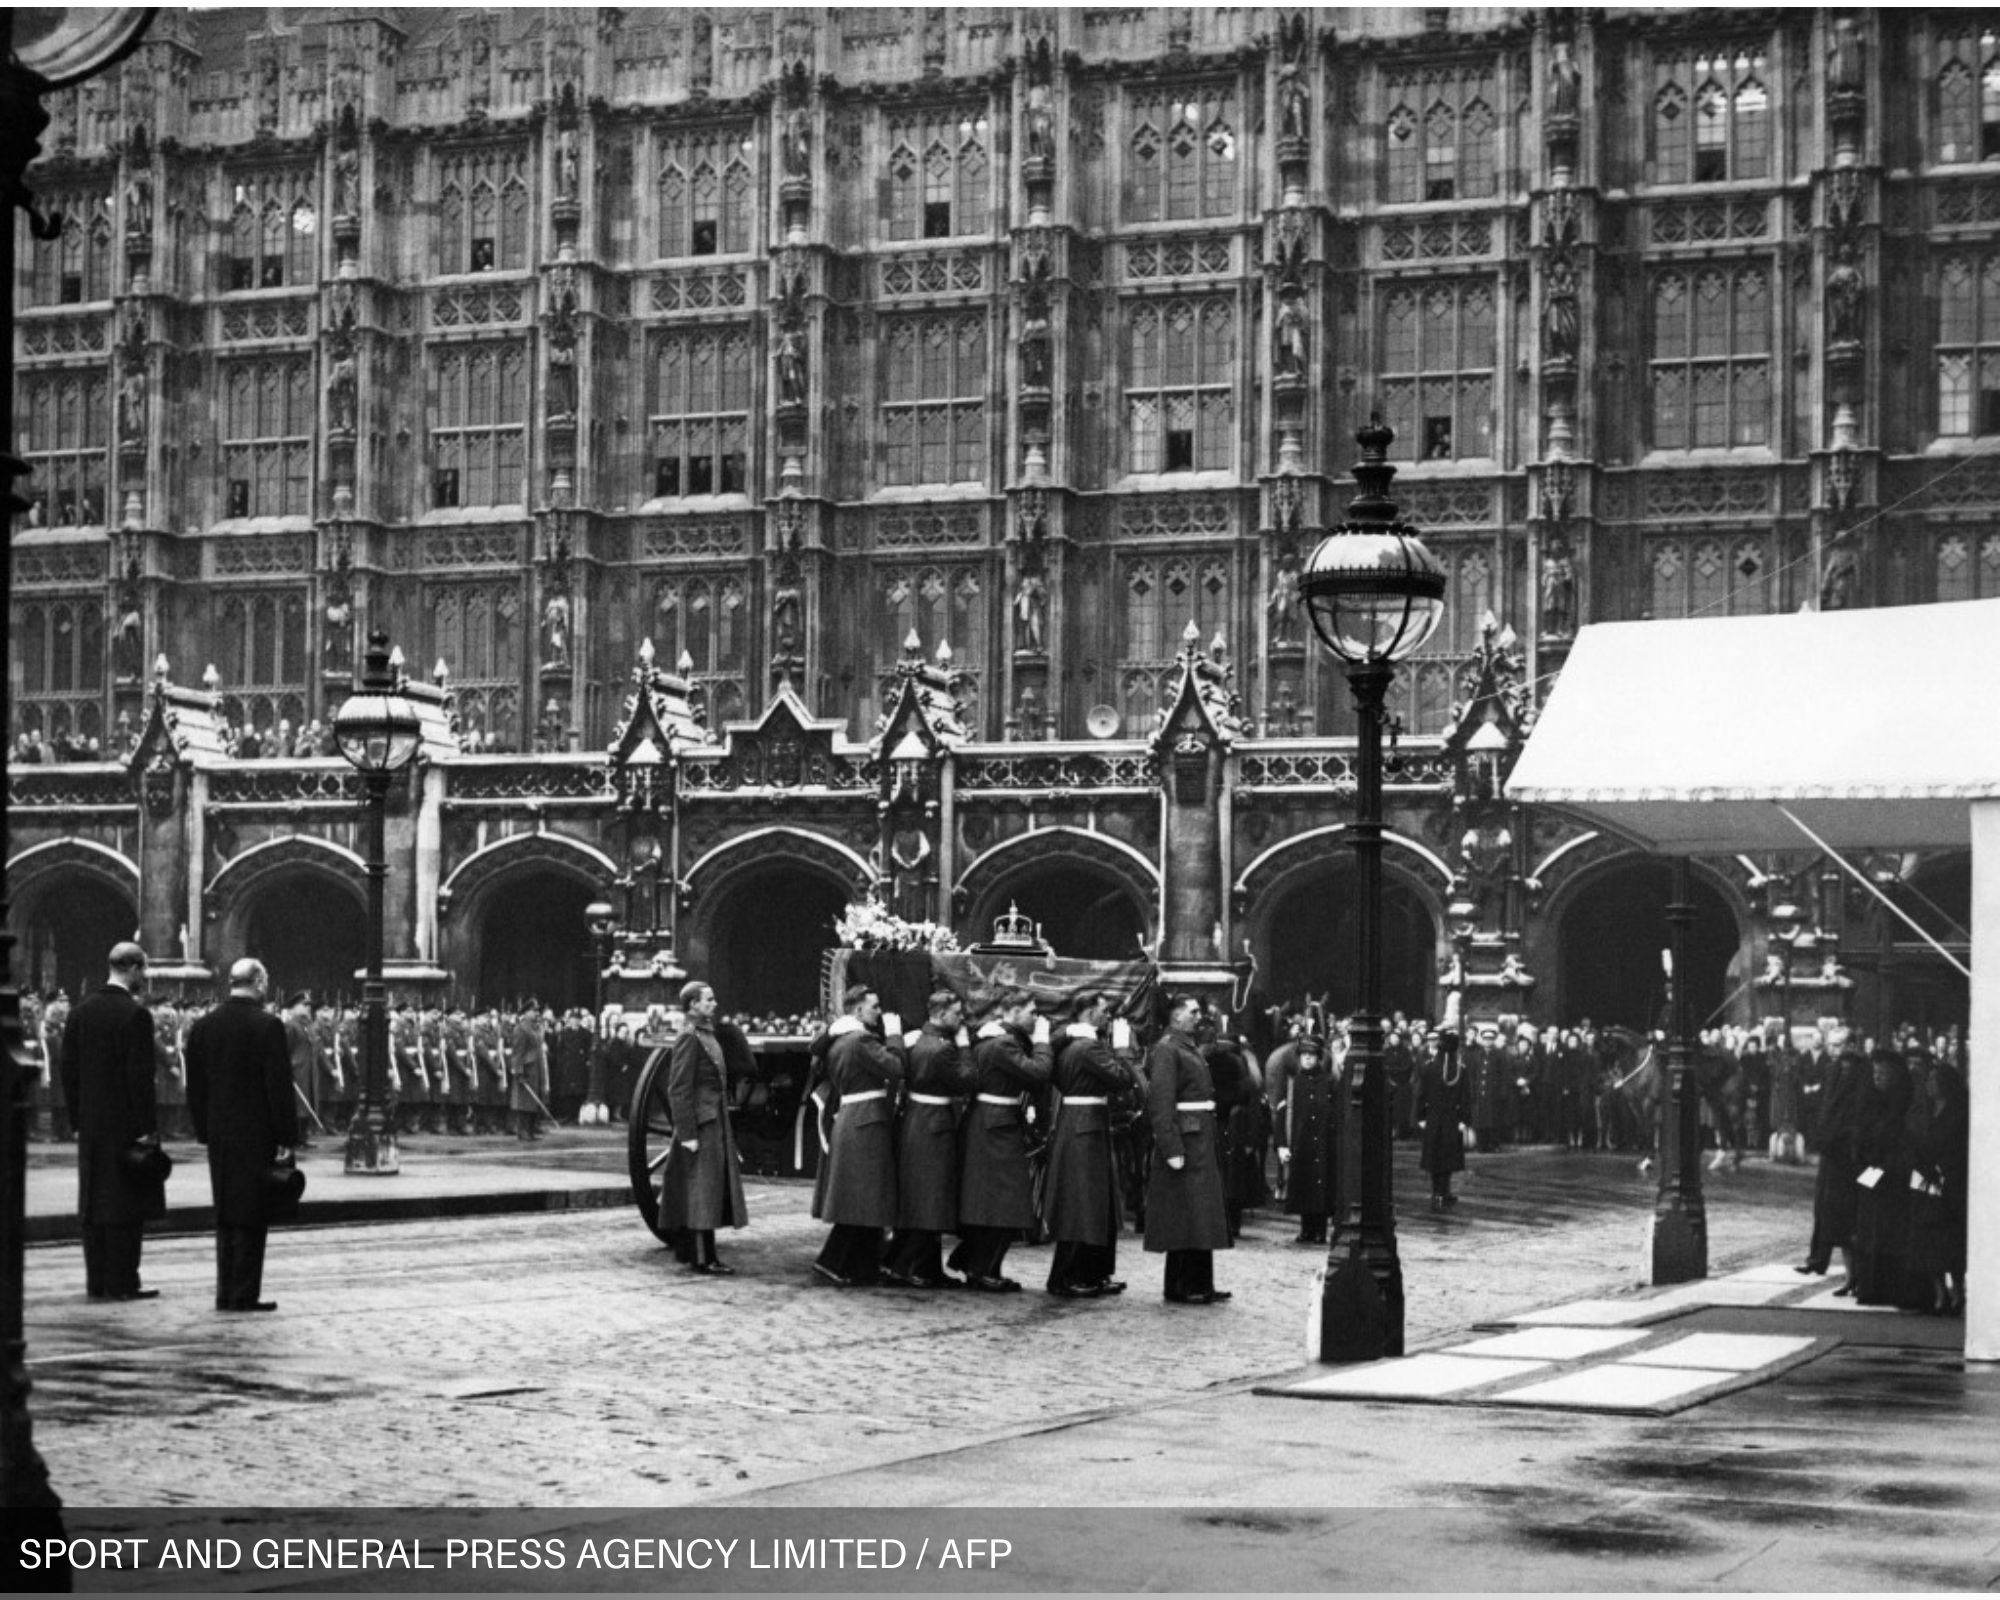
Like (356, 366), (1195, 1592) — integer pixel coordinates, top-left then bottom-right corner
(800, 985), (1234, 1305)
(21, 994), (617, 1144)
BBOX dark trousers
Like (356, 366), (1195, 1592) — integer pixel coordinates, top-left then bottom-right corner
(84, 1224), (143, 1297)
(1294, 1213), (1329, 1243)
(948, 1225), (1013, 1282)
(688, 1228), (720, 1265)
(216, 1225), (269, 1308)
(1162, 1248), (1215, 1300)
(1048, 1239), (1116, 1290)
(817, 1224), (884, 1283)
(886, 1228), (944, 1282)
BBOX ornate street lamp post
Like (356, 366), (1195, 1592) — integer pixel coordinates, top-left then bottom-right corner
(585, 899), (618, 1029)
(1300, 420), (1447, 1363)
(333, 632), (423, 1175)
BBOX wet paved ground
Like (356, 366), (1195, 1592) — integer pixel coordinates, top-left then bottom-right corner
(22, 1146), (2000, 1591)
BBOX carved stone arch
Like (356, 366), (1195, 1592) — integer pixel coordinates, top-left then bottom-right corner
(683, 826), (875, 909)
(7, 837), (142, 911)
(204, 834), (368, 972)
(1233, 823), (1456, 914)
(679, 827), (875, 1008)
(1528, 846), (1754, 1030)
(7, 839), (144, 1001)
(954, 825), (1161, 942)
(438, 829), (618, 923)
(437, 830), (620, 1010)
(206, 835), (366, 922)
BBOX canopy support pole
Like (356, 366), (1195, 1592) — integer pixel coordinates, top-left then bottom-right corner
(1773, 804), (1972, 981)
(1651, 856), (1707, 1285)
(1969, 801), (1999, 1362)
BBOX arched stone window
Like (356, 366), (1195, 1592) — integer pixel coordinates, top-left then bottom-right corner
(1652, 46), (1769, 184)
(651, 326), (752, 497)
(1125, 298), (1233, 474)
(1125, 86), (1236, 223)
(883, 106), (990, 241)
(19, 372), (107, 527)
(432, 344), (528, 508)
(220, 358), (312, 519)
(1649, 265), (1770, 449)
(1383, 67), (1496, 204)
(881, 313), (988, 486)
(658, 127), (755, 257)
(436, 148), (530, 275)
(1378, 279), (1495, 461)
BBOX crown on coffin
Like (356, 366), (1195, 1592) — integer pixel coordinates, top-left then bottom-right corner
(990, 901), (1039, 950)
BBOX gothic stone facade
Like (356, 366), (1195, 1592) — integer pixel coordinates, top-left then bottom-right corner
(7, 8), (1984, 1031)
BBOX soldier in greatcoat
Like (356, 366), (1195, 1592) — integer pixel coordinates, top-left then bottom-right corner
(185, 958), (298, 1312)
(441, 1006), (474, 1135)
(510, 1004), (550, 1139)
(389, 1005), (422, 1134)
(1041, 991), (1135, 1298)
(1279, 1034), (1342, 1244)
(59, 942), (162, 1300)
(811, 985), (907, 1287)
(947, 988), (1052, 1292)
(283, 993), (320, 1147)
(1418, 1024), (1469, 1209)
(661, 981), (749, 1274)
(883, 990), (972, 1288)
(1143, 994), (1232, 1304)
(315, 1006), (350, 1135)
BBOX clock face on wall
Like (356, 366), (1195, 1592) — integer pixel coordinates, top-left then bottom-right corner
(12, 7), (154, 89)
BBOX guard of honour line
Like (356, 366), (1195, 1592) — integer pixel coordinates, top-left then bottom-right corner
(52, 941), (1967, 1317)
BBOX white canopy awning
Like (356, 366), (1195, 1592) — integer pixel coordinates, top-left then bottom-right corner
(1507, 598), (2000, 853)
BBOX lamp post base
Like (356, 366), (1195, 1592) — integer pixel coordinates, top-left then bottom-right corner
(343, 1117), (400, 1176)
(1650, 1198), (1707, 1285)
(1317, 1228), (1405, 1363)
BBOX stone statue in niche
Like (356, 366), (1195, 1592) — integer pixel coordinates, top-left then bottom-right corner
(556, 126), (581, 198)
(1273, 293), (1308, 377)
(1542, 261), (1580, 363)
(1266, 545), (1303, 645)
(323, 579), (354, 672)
(771, 562), (804, 659)
(113, 583), (145, 684)
(1013, 566), (1049, 653)
(542, 589), (571, 666)
(1549, 36), (1581, 119)
(117, 366), (146, 445)
(1826, 252), (1864, 344)
(783, 104), (813, 181)
(1540, 535), (1577, 638)
(1819, 543), (1858, 612)
(333, 142), (360, 218)
(1278, 64), (1309, 142)
(328, 347), (358, 434)
(1828, 16), (1863, 97)
(776, 326), (808, 408)
(1025, 81), (1056, 165)
(126, 173), (152, 243)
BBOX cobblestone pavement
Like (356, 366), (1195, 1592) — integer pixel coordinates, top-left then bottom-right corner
(25, 1151), (1816, 1509)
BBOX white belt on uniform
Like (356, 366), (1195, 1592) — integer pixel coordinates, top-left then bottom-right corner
(842, 1089), (888, 1104)
(976, 1093), (1022, 1106)
(1175, 1099), (1216, 1111)
(1061, 1096), (1109, 1106)
(906, 1092), (954, 1106)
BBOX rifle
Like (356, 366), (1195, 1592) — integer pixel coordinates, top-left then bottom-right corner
(292, 1080), (328, 1133)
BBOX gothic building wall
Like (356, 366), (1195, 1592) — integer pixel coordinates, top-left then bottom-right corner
(8, 8), (1986, 1034)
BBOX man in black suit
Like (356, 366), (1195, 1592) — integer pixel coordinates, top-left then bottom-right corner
(185, 957), (299, 1313)
(59, 941), (162, 1301)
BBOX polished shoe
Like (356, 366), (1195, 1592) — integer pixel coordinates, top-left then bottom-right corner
(1206, 1289), (1233, 1303)
(811, 1263), (853, 1288)
(694, 1260), (737, 1277)
(877, 1269), (921, 1288)
(1164, 1291), (1210, 1305)
(1047, 1283), (1102, 1299)
(968, 1275), (1018, 1294)
(1086, 1279), (1128, 1295)
(1794, 1262), (1828, 1276)
(110, 1288), (160, 1302)
(220, 1301), (278, 1313)
(1832, 1284), (1854, 1298)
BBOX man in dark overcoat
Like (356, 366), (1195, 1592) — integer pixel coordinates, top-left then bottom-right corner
(1418, 1024), (1469, 1209)
(283, 993), (320, 1147)
(883, 990), (971, 1288)
(59, 941), (163, 1300)
(1042, 992), (1135, 1298)
(185, 958), (298, 1312)
(510, 1004), (550, 1139)
(661, 981), (749, 1275)
(949, 989), (1053, 1292)
(812, 985), (907, 1287)
(1143, 994), (1232, 1304)
(1278, 1034), (1341, 1244)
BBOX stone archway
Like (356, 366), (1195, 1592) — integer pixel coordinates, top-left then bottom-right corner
(681, 829), (870, 1024)
(8, 841), (141, 1002)
(438, 832), (617, 1012)
(1549, 855), (1744, 1032)
(206, 836), (367, 998)
(1251, 860), (1440, 1019)
(955, 826), (1160, 954)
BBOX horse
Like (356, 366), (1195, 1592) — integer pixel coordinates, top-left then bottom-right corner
(1598, 1026), (1747, 1175)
